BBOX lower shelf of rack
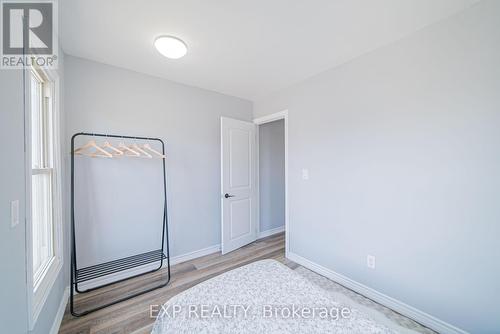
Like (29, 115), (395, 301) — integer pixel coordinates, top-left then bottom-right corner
(75, 249), (167, 283)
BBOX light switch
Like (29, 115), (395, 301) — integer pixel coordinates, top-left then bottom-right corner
(367, 255), (376, 269)
(11, 200), (19, 228)
(301, 168), (309, 180)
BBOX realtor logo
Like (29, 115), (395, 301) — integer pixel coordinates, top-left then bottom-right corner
(1, 0), (58, 69)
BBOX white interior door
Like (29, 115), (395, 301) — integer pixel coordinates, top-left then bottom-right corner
(221, 117), (257, 254)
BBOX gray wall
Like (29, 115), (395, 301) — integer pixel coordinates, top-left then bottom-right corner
(254, 1), (500, 333)
(0, 67), (29, 334)
(65, 56), (253, 264)
(259, 119), (285, 233)
(0, 52), (67, 334)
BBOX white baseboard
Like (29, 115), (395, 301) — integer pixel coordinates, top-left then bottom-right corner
(287, 252), (468, 334)
(258, 226), (285, 239)
(49, 286), (69, 334)
(77, 244), (221, 291)
(170, 244), (221, 266)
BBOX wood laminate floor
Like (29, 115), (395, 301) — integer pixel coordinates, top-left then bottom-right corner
(60, 233), (289, 334)
(60, 232), (434, 334)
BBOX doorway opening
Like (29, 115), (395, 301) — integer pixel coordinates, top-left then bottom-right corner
(254, 110), (289, 256)
(255, 113), (288, 258)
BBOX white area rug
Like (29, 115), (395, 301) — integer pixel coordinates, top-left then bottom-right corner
(152, 259), (425, 333)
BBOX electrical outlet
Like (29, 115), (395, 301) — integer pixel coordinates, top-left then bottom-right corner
(367, 255), (376, 269)
(302, 168), (309, 180)
(11, 200), (19, 228)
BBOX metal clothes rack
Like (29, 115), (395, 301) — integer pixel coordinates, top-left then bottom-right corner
(70, 132), (171, 317)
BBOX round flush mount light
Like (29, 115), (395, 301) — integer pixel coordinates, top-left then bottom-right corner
(154, 36), (187, 59)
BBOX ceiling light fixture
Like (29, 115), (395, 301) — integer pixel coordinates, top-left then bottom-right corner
(154, 36), (187, 59)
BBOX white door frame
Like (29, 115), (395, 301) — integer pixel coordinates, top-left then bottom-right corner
(253, 110), (289, 257)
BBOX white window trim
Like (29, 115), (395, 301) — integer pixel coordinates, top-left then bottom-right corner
(25, 67), (64, 330)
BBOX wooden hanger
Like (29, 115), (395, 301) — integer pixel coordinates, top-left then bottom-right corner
(118, 142), (140, 157)
(74, 140), (113, 158)
(143, 144), (166, 159)
(130, 144), (153, 158)
(101, 141), (124, 156)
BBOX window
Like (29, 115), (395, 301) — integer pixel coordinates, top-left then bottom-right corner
(31, 69), (55, 286)
(27, 67), (63, 328)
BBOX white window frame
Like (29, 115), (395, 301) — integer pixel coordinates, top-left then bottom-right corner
(25, 66), (63, 330)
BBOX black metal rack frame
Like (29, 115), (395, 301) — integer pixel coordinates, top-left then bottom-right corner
(70, 132), (171, 317)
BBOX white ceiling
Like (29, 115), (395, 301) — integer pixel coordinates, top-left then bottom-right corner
(60, 0), (478, 101)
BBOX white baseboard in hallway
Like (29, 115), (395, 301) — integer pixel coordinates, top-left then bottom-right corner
(287, 252), (468, 334)
(258, 226), (285, 239)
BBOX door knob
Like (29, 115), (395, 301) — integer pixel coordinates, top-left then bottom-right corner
(224, 193), (235, 198)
